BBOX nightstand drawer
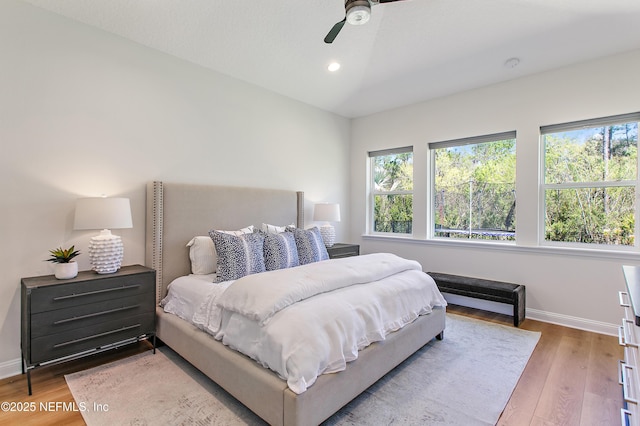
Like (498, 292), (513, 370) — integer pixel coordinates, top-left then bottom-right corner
(30, 293), (156, 338)
(327, 243), (360, 259)
(30, 273), (154, 314)
(30, 313), (155, 364)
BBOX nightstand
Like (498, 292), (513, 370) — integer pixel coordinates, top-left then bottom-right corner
(326, 243), (360, 259)
(21, 264), (156, 395)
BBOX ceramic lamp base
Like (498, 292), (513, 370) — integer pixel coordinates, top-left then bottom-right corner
(319, 224), (336, 247)
(88, 230), (124, 274)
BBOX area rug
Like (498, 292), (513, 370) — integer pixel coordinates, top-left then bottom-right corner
(66, 314), (540, 425)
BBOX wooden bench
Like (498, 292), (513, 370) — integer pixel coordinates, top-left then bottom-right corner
(428, 272), (526, 327)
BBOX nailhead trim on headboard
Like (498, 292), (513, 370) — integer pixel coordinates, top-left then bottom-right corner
(150, 181), (164, 304)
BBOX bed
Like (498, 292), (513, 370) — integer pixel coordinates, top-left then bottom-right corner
(145, 181), (446, 425)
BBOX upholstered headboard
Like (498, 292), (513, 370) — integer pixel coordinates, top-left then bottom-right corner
(145, 181), (304, 302)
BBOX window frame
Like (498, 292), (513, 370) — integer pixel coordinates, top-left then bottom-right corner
(539, 112), (640, 250)
(368, 146), (414, 235)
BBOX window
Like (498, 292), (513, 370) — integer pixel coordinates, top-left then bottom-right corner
(369, 147), (413, 234)
(430, 132), (516, 241)
(542, 113), (639, 247)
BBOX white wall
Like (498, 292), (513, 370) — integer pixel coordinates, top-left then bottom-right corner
(0, 0), (350, 376)
(351, 49), (640, 334)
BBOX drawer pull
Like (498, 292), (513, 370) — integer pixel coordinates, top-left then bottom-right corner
(620, 291), (631, 307)
(622, 319), (639, 348)
(53, 324), (141, 348)
(622, 363), (639, 404)
(53, 305), (140, 325)
(53, 285), (141, 301)
(622, 408), (633, 426)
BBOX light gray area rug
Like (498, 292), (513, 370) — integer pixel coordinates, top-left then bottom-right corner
(66, 314), (540, 426)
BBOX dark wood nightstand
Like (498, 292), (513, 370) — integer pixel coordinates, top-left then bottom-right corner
(326, 243), (360, 259)
(21, 264), (156, 395)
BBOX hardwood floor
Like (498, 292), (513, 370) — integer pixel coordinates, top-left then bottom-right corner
(0, 306), (623, 425)
(449, 305), (623, 426)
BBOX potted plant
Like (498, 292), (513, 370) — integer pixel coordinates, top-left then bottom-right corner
(46, 246), (81, 279)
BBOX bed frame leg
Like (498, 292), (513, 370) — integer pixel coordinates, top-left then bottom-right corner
(436, 331), (444, 340)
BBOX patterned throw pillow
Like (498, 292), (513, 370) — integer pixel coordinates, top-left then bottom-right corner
(209, 230), (266, 282)
(263, 232), (299, 271)
(286, 227), (329, 265)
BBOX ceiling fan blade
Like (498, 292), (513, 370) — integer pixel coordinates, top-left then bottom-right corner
(378, 0), (407, 3)
(324, 18), (346, 44)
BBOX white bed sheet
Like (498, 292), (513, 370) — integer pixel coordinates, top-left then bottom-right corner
(160, 274), (220, 322)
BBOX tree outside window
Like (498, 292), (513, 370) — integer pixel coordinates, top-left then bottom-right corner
(431, 132), (516, 241)
(542, 114), (639, 246)
(370, 148), (413, 234)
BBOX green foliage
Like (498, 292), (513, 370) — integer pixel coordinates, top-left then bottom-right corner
(372, 152), (413, 233)
(374, 194), (413, 233)
(46, 246), (80, 263)
(544, 123), (637, 245)
(434, 139), (516, 240)
(373, 152), (413, 191)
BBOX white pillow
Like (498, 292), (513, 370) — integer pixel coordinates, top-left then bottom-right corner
(187, 226), (255, 275)
(261, 223), (295, 234)
(187, 237), (217, 275)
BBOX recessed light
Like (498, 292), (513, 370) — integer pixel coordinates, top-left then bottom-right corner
(328, 62), (341, 72)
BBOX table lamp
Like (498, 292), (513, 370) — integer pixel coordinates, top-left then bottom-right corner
(314, 203), (341, 247)
(74, 197), (133, 274)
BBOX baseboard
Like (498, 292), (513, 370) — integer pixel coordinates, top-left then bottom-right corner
(0, 357), (22, 380)
(443, 293), (618, 336)
(526, 308), (618, 336)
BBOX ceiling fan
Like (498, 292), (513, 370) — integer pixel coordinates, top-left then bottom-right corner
(324, 0), (407, 44)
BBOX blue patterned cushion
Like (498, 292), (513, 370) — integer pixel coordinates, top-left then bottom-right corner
(286, 227), (329, 265)
(209, 230), (266, 282)
(263, 232), (299, 271)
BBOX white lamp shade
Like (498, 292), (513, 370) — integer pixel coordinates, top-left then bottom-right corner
(313, 203), (341, 223)
(74, 197), (133, 230)
(74, 197), (132, 274)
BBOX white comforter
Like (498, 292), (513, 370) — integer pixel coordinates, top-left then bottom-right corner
(168, 253), (447, 394)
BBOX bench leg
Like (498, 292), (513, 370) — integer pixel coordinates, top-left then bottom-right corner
(513, 302), (523, 327)
(513, 290), (525, 327)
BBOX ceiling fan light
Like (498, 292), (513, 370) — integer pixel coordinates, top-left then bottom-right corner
(346, 3), (371, 25)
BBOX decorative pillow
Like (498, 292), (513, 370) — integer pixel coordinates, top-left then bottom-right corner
(209, 230), (266, 282)
(261, 223), (295, 234)
(286, 226), (329, 265)
(263, 232), (299, 271)
(187, 226), (254, 275)
(187, 236), (217, 275)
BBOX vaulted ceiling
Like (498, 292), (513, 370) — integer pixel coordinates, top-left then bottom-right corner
(22, 0), (640, 118)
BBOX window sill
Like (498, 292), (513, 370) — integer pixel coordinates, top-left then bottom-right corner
(362, 234), (640, 262)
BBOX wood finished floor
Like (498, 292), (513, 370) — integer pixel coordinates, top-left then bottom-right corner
(0, 305), (623, 426)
